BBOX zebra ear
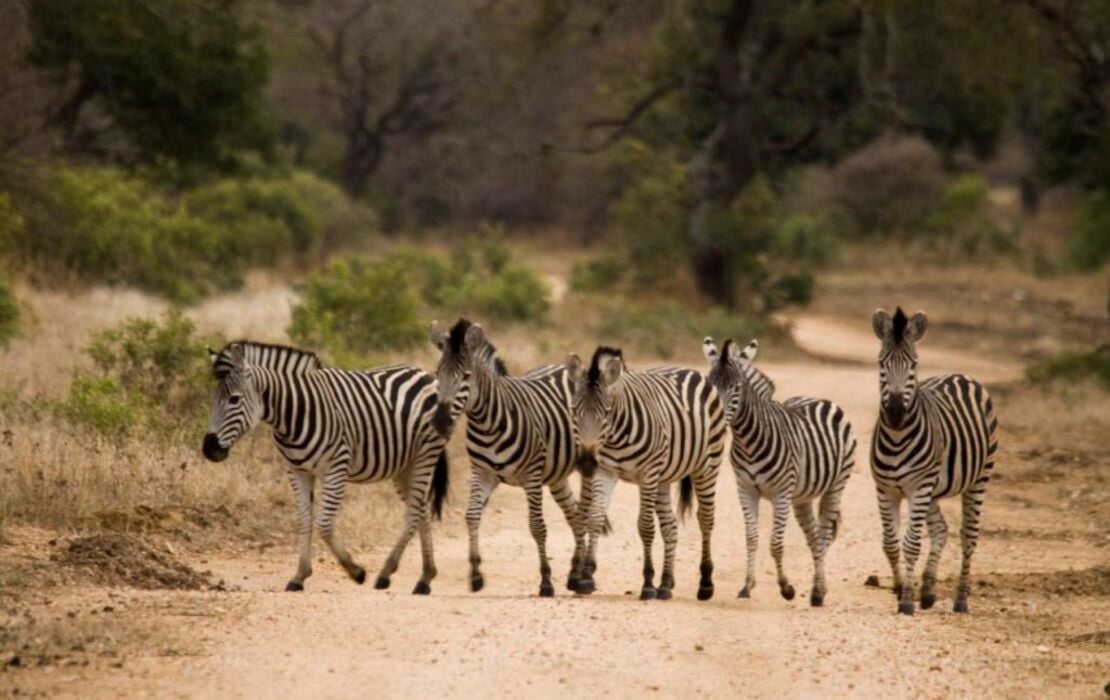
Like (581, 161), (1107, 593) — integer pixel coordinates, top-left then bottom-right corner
(207, 346), (218, 365)
(740, 339), (759, 363)
(601, 353), (623, 385)
(907, 311), (928, 344)
(565, 354), (583, 382)
(702, 337), (720, 365)
(429, 321), (448, 349)
(464, 323), (485, 351)
(872, 309), (892, 341)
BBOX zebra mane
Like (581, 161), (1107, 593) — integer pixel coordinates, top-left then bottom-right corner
(587, 346), (623, 385)
(720, 339), (775, 398)
(448, 318), (508, 377)
(214, 340), (323, 377)
(892, 307), (909, 343)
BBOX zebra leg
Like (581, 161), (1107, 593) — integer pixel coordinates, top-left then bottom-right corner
(654, 484), (677, 601)
(576, 468), (617, 595)
(315, 463), (367, 585)
(415, 508), (437, 596)
(770, 492), (795, 601)
(637, 480), (659, 600)
(374, 471), (422, 592)
(793, 500), (825, 607)
(876, 487), (903, 597)
(736, 483), (760, 598)
(466, 469), (498, 593)
(548, 478), (584, 592)
(285, 470), (315, 592)
(524, 477), (555, 598)
(920, 501), (948, 610)
(693, 471), (718, 601)
(898, 487), (935, 615)
(954, 483), (987, 614)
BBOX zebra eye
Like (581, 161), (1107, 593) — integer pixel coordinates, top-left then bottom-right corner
(228, 394), (242, 406)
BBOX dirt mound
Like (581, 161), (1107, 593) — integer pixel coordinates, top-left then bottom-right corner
(57, 534), (214, 590)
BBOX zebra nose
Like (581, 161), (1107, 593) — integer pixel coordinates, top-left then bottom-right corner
(202, 433), (229, 462)
(431, 402), (455, 438)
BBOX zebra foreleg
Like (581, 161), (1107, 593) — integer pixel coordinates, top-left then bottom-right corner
(898, 486), (935, 615)
(466, 470), (498, 593)
(416, 508), (437, 596)
(548, 478), (584, 592)
(654, 484), (678, 600)
(920, 501), (947, 610)
(876, 487), (903, 598)
(636, 480), (659, 600)
(693, 470), (718, 601)
(793, 500), (825, 607)
(285, 470), (315, 592)
(576, 468), (617, 595)
(524, 478), (554, 598)
(316, 463), (366, 585)
(770, 492), (795, 601)
(955, 483), (987, 614)
(736, 483), (760, 598)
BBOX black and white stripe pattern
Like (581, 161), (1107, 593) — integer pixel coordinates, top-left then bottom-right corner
(202, 341), (451, 594)
(567, 347), (727, 601)
(871, 308), (998, 615)
(704, 337), (856, 606)
(431, 319), (585, 597)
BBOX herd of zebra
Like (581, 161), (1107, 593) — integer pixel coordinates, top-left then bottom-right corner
(201, 307), (999, 616)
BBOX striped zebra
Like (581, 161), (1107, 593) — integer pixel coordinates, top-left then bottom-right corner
(566, 346), (727, 601)
(703, 337), (856, 607)
(202, 341), (451, 594)
(430, 319), (587, 597)
(871, 308), (998, 615)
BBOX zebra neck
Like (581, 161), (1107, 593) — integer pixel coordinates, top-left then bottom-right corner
(879, 398), (925, 436)
(254, 368), (318, 441)
(467, 361), (501, 423)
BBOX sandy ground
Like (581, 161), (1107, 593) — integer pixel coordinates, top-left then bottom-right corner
(4, 316), (1108, 699)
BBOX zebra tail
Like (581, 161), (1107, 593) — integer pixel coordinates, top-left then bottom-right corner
(678, 476), (693, 522)
(432, 451), (450, 521)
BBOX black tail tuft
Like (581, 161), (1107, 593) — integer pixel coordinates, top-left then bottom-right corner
(432, 451), (450, 521)
(679, 476), (693, 522)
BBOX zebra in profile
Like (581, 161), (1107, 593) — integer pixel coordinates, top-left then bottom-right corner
(871, 308), (998, 615)
(430, 318), (588, 597)
(202, 341), (451, 594)
(566, 346), (727, 601)
(703, 337), (856, 606)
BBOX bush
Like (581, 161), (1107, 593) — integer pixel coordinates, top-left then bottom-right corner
(1027, 346), (1110, 388)
(769, 213), (840, 267)
(927, 174), (1017, 259)
(598, 302), (762, 359)
(56, 375), (143, 439)
(608, 148), (689, 285)
(1069, 191), (1110, 271)
(289, 257), (425, 354)
(570, 256), (627, 294)
(0, 276), (18, 348)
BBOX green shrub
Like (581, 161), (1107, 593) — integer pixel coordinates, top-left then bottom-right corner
(570, 256), (627, 293)
(0, 276), (18, 348)
(609, 151), (689, 285)
(1027, 346), (1110, 388)
(469, 265), (550, 322)
(289, 257), (425, 354)
(57, 375), (143, 439)
(1069, 191), (1110, 271)
(926, 174), (1017, 259)
(770, 213), (840, 267)
(598, 302), (763, 359)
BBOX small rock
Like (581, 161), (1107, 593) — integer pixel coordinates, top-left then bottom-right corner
(864, 575), (881, 587)
(695, 644), (704, 652)
(5, 654), (21, 668)
(1036, 645), (1049, 653)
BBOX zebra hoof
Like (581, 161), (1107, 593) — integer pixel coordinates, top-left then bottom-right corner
(470, 574), (484, 593)
(697, 585), (714, 601)
(953, 600), (969, 614)
(575, 579), (596, 595)
(566, 576), (579, 593)
(920, 592), (936, 610)
(374, 576), (390, 590)
(351, 567), (366, 585)
(898, 601), (915, 616)
(412, 581), (431, 595)
(656, 588), (673, 601)
(810, 592), (824, 607)
(781, 584), (796, 601)
(539, 583), (555, 598)
(737, 587), (751, 599)
(285, 581), (304, 592)
(640, 587), (657, 601)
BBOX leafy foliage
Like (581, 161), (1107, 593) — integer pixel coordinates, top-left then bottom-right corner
(926, 174), (1017, 259)
(1069, 191), (1110, 271)
(570, 256), (627, 294)
(1027, 346), (1110, 389)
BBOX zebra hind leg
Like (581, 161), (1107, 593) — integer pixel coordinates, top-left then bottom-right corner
(636, 483), (659, 600)
(955, 483), (987, 613)
(316, 465), (368, 586)
(793, 500), (825, 607)
(525, 479), (555, 597)
(693, 471), (718, 601)
(547, 479), (583, 593)
(374, 474), (422, 591)
(654, 483), (678, 600)
(920, 502), (948, 610)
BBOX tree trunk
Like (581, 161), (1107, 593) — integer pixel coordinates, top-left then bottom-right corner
(339, 128), (383, 199)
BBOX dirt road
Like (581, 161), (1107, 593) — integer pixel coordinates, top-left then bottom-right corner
(10, 317), (1108, 699)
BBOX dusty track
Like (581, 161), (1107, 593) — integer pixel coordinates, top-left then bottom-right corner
(9, 317), (1108, 699)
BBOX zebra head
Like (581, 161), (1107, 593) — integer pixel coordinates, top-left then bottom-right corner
(872, 307), (928, 428)
(567, 346), (623, 471)
(703, 337), (757, 424)
(429, 318), (480, 437)
(203, 342), (263, 462)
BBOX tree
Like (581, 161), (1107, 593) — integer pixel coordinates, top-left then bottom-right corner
(26, 0), (272, 167)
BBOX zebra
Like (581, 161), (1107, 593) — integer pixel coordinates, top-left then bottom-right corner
(566, 346), (727, 601)
(430, 318), (589, 597)
(871, 307), (998, 615)
(202, 341), (451, 594)
(703, 337), (856, 607)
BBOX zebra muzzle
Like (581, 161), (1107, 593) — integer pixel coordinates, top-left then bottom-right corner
(202, 433), (229, 462)
(431, 402), (455, 438)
